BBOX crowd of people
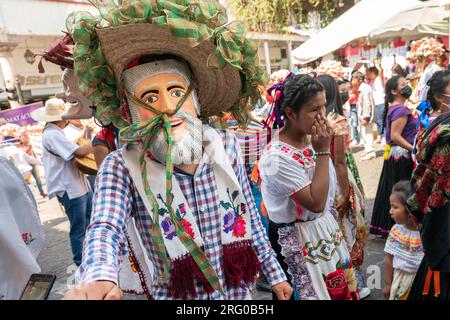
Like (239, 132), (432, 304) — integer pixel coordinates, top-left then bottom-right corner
(0, 0), (449, 301)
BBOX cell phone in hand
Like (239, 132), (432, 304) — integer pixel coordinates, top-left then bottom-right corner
(20, 274), (56, 300)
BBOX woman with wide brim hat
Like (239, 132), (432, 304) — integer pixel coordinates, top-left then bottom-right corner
(64, 0), (292, 301)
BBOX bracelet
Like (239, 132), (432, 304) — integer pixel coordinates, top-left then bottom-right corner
(316, 151), (331, 157)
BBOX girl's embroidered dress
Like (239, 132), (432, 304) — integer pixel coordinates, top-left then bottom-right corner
(384, 224), (424, 300)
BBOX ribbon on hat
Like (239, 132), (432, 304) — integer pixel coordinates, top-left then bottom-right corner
(119, 82), (223, 294)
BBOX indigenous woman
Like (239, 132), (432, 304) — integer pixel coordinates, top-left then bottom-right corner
(407, 113), (450, 300)
(317, 74), (370, 298)
(407, 71), (450, 300)
(415, 71), (450, 137)
(370, 76), (418, 238)
(259, 74), (358, 300)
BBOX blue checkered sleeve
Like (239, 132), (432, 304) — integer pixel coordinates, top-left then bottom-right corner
(224, 130), (287, 286)
(76, 151), (131, 285)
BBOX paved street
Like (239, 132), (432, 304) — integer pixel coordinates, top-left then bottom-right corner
(36, 143), (387, 300)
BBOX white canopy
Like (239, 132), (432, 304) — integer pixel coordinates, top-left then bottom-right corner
(371, 0), (450, 36)
(292, 0), (420, 65)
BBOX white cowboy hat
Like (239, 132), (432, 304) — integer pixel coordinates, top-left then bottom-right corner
(31, 98), (66, 122)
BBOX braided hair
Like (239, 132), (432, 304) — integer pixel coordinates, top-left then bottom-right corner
(426, 70), (450, 113)
(316, 74), (344, 116)
(279, 74), (324, 121)
(381, 76), (401, 135)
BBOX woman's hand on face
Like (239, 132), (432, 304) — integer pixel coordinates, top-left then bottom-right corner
(311, 113), (333, 153)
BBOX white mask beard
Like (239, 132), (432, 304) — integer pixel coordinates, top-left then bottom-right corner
(149, 111), (203, 165)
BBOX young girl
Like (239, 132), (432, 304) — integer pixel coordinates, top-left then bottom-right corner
(383, 181), (424, 300)
(259, 74), (358, 300)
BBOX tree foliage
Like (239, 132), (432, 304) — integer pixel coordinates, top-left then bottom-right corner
(229, 0), (351, 33)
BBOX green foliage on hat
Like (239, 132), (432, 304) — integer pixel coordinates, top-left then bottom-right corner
(68, 0), (268, 129)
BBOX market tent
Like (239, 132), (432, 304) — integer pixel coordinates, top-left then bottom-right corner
(370, 0), (450, 36)
(292, 0), (420, 64)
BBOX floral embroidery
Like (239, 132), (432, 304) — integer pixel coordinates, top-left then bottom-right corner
(278, 226), (319, 300)
(408, 116), (450, 218)
(303, 148), (313, 158)
(159, 202), (196, 240)
(180, 219), (195, 239)
(323, 268), (352, 300)
(175, 203), (196, 239)
(161, 217), (176, 240)
(22, 233), (35, 245)
(221, 188), (247, 238)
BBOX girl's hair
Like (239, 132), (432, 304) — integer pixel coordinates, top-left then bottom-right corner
(279, 74), (324, 117)
(391, 63), (405, 77)
(426, 70), (450, 113)
(381, 75), (402, 134)
(316, 74), (344, 116)
(391, 180), (415, 206)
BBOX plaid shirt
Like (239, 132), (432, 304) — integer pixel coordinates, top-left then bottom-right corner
(77, 129), (286, 300)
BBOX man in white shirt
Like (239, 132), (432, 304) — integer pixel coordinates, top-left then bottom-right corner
(31, 98), (93, 266)
(366, 65), (385, 144)
(352, 71), (376, 161)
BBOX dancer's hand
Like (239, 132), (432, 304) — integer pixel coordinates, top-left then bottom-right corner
(63, 280), (123, 300)
(272, 281), (293, 300)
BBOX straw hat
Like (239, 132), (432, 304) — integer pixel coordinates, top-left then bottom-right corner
(31, 98), (66, 122)
(96, 23), (241, 118)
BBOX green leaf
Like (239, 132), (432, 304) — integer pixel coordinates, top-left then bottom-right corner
(336, 260), (342, 270)
(220, 200), (232, 210)
(159, 208), (168, 216)
(232, 190), (239, 201)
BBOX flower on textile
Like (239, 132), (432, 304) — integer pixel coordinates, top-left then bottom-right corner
(232, 216), (247, 238)
(429, 127), (440, 145)
(21, 233), (35, 245)
(161, 217), (176, 240)
(180, 218), (195, 239)
(415, 190), (429, 212)
(280, 145), (290, 154)
(223, 209), (236, 233)
(292, 153), (305, 165)
(302, 246), (308, 257)
(303, 148), (313, 158)
(428, 190), (447, 209)
(324, 269), (352, 300)
(429, 155), (446, 171)
(437, 173), (450, 191)
(179, 203), (187, 215)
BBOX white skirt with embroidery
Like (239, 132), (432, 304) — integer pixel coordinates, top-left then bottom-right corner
(278, 211), (358, 300)
(389, 269), (416, 300)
